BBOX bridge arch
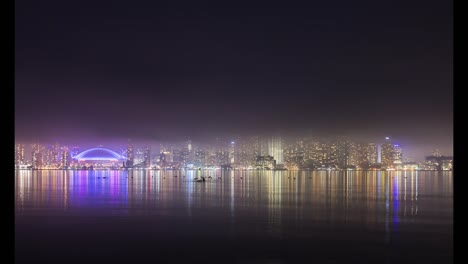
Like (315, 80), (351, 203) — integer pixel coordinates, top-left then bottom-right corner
(72, 147), (127, 161)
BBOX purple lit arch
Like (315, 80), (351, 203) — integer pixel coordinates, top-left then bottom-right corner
(72, 147), (127, 161)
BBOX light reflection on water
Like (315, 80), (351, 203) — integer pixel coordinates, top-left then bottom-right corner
(15, 169), (453, 263)
(15, 169), (452, 232)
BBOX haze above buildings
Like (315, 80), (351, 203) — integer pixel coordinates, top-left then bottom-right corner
(15, 0), (452, 159)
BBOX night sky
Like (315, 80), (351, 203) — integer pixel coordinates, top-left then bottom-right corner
(15, 0), (452, 155)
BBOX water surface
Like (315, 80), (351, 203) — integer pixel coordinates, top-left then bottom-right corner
(15, 170), (453, 263)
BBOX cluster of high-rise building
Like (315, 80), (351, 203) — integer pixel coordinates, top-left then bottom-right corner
(21, 143), (72, 169)
(14, 136), (452, 171)
(153, 136), (422, 170)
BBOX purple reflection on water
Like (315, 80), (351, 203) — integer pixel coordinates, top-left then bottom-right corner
(15, 170), (453, 264)
(393, 175), (400, 241)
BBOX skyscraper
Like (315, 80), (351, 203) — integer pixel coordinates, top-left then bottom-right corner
(265, 136), (284, 165)
(367, 143), (378, 165)
(159, 151), (167, 167)
(381, 137), (395, 168)
(393, 144), (403, 165)
(52, 142), (60, 167)
(194, 150), (207, 168)
(15, 144), (25, 166)
(61, 147), (70, 168)
(229, 141), (236, 164)
(126, 141), (134, 167)
(31, 143), (43, 169)
(352, 142), (378, 168)
(187, 139), (194, 164)
(144, 145), (151, 168)
(336, 138), (354, 168)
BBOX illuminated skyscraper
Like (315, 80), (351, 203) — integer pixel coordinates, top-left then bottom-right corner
(61, 147), (70, 168)
(15, 144), (25, 166)
(265, 136), (284, 165)
(31, 143), (43, 169)
(173, 149), (181, 164)
(159, 151), (167, 167)
(393, 144), (403, 165)
(187, 139), (194, 164)
(381, 137), (394, 168)
(144, 145), (151, 168)
(229, 141), (236, 164)
(246, 136), (261, 166)
(194, 150), (207, 168)
(284, 140), (305, 169)
(355, 143), (378, 169)
(52, 142), (60, 167)
(126, 141), (134, 167)
(304, 139), (322, 167)
(367, 143), (378, 165)
(175, 146), (189, 167)
(336, 138), (354, 168)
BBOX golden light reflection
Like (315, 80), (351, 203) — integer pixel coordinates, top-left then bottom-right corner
(15, 169), (452, 240)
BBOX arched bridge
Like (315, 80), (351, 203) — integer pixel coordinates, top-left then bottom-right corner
(72, 147), (127, 161)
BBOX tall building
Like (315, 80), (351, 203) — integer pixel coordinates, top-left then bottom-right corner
(15, 144), (25, 166)
(352, 143), (378, 168)
(315, 141), (338, 167)
(336, 139), (355, 168)
(159, 146), (172, 167)
(51, 142), (60, 167)
(143, 145), (151, 168)
(61, 147), (70, 168)
(381, 138), (395, 168)
(172, 149), (181, 164)
(229, 141), (236, 164)
(187, 139), (192, 152)
(244, 136), (261, 167)
(304, 139), (322, 167)
(284, 139), (305, 169)
(187, 139), (194, 164)
(393, 144), (403, 165)
(215, 150), (229, 166)
(159, 150), (167, 167)
(264, 136), (284, 165)
(42, 146), (52, 167)
(367, 143), (378, 165)
(179, 149), (189, 167)
(194, 150), (207, 168)
(31, 143), (43, 169)
(126, 141), (134, 167)
(234, 138), (251, 167)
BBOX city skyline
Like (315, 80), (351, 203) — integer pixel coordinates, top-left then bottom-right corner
(15, 0), (452, 152)
(14, 133), (452, 163)
(14, 1), (453, 263)
(15, 135), (453, 169)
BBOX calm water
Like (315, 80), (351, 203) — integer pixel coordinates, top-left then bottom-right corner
(15, 170), (453, 264)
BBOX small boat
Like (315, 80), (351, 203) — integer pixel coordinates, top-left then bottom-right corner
(194, 176), (206, 182)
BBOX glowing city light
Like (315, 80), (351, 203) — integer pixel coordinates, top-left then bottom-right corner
(72, 147), (127, 161)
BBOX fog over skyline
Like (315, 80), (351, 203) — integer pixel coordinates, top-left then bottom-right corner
(15, 0), (452, 161)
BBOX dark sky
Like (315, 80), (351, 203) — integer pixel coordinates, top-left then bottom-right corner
(15, 0), (452, 154)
